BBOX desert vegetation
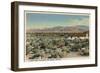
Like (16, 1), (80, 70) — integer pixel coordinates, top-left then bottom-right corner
(25, 33), (89, 61)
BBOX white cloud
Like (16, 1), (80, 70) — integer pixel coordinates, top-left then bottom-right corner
(66, 17), (89, 26)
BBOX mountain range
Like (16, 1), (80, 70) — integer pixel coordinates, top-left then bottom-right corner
(27, 25), (89, 33)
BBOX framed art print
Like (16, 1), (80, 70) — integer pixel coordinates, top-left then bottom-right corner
(11, 1), (97, 71)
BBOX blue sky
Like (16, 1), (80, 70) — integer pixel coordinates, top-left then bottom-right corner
(26, 12), (89, 29)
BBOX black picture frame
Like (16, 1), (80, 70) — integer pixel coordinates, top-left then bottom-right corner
(11, 1), (98, 71)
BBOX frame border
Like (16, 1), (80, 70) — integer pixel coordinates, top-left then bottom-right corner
(11, 1), (98, 71)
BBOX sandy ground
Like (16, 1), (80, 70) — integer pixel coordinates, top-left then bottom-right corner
(25, 51), (87, 62)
